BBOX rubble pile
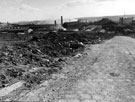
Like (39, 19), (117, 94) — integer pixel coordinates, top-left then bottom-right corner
(0, 30), (125, 88)
(0, 31), (86, 88)
(29, 32), (85, 57)
(0, 44), (57, 67)
(0, 42), (63, 87)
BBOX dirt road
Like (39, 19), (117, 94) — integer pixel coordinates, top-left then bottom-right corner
(3, 36), (135, 102)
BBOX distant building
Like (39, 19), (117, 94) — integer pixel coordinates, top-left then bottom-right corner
(119, 17), (133, 25)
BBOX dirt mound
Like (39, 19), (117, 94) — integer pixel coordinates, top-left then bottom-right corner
(0, 31), (86, 89)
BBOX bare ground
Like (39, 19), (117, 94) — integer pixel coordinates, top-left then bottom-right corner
(2, 36), (135, 102)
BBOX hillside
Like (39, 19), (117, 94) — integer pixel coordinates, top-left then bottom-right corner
(77, 14), (135, 22)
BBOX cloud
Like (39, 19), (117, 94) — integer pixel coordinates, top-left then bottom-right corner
(62, 0), (93, 7)
(55, 0), (98, 19)
(19, 4), (41, 11)
(60, 0), (115, 9)
(1, 0), (24, 6)
(14, 0), (24, 3)
(55, 0), (124, 19)
(0, 4), (45, 22)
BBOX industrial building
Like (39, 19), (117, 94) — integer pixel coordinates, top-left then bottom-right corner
(119, 17), (134, 25)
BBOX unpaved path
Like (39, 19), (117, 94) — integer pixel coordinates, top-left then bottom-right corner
(3, 36), (135, 102)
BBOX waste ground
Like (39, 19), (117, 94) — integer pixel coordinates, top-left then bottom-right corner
(0, 31), (102, 89)
(3, 36), (135, 102)
(0, 31), (135, 101)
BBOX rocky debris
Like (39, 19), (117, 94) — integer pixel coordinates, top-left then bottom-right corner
(0, 43), (57, 67)
(28, 31), (85, 57)
(0, 30), (128, 89)
(0, 31), (86, 89)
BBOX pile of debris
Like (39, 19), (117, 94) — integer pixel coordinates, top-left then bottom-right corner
(0, 31), (117, 68)
(0, 43), (58, 67)
(29, 31), (85, 57)
(0, 30), (123, 88)
(0, 31), (86, 88)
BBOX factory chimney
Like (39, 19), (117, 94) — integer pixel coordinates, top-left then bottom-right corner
(54, 20), (57, 26)
(61, 16), (63, 25)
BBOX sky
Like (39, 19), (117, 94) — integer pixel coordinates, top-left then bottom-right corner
(0, 0), (135, 22)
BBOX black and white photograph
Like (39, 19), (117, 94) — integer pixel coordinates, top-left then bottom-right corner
(0, 0), (135, 101)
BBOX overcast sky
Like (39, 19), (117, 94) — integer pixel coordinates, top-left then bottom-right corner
(0, 0), (135, 22)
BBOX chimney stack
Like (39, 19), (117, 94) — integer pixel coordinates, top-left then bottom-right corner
(54, 20), (57, 26)
(61, 16), (63, 25)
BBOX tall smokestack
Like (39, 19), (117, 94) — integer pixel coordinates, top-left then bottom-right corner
(61, 16), (63, 25)
(54, 20), (57, 26)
